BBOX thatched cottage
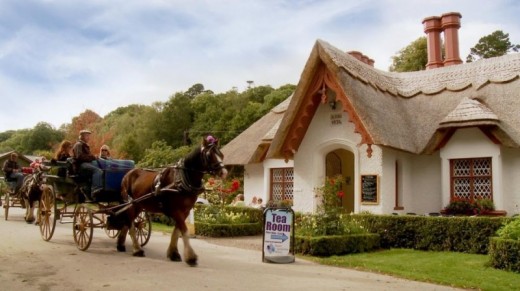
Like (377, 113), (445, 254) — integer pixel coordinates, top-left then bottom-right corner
(222, 12), (520, 216)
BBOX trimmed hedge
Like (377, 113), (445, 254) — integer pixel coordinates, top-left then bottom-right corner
(489, 237), (520, 273)
(295, 233), (380, 256)
(352, 214), (512, 254)
(195, 222), (262, 237)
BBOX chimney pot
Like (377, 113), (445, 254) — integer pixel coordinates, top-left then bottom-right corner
(441, 12), (462, 66)
(422, 16), (443, 69)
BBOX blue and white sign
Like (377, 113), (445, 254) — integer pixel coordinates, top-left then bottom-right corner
(263, 208), (294, 263)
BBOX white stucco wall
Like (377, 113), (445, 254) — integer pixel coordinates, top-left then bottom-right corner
(497, 147), (520, 215)
(244, 159), (294, 206)
(244, 163), (264, 205)
(440, 127), (502, 209)
(293, 102), (364, 213)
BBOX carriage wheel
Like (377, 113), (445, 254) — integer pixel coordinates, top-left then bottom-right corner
(39, 186), (57, 241)
(102, 213), (121, 238)
(73, 204), (94, 251)
(4, 192), (10, 220)
(134, 211), (152, 247)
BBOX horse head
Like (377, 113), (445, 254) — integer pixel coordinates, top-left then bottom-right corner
(201, 135), (228, 179)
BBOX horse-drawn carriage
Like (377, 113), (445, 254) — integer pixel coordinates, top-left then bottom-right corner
(39, 158), (152, 251)
(2, 166), (38, 220)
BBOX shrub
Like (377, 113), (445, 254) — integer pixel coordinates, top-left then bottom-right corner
(295, 234), (380, 256)
(296, 213), (366, 237)
(489, 237), (520, 273)
(354, 214), (512, 254)
(496, 216), (520, 240)
(195, 222), (262, 237)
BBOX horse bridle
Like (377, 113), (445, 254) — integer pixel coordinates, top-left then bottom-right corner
(201, 144), (225, 175)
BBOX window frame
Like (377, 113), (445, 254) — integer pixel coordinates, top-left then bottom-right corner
(449, 157), (493, 201)
(269, 167), (294, 202)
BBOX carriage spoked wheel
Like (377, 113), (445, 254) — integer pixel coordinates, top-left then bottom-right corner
(73, 204), (94, 251)
(38, 185), (57, 241)
(134, 211), (152, 247)
(101, 213), (121, 239)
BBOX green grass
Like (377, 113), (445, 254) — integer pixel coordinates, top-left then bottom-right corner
(151, 222), (173, 233)
(305, 249), (520, 291)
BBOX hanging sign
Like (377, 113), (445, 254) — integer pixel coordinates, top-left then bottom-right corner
(262, 207), (295, 264)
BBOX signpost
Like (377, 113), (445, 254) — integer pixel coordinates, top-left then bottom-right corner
(262, 207), (295, 264)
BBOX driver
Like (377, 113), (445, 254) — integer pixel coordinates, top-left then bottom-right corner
(2, 152), (24, 195)
(72, 129), (102, 201)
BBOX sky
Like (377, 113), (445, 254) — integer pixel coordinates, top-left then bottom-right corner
(1, 0), (519, 132)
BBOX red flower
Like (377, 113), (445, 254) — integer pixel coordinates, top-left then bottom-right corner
(329, 178), (335, 185)
(337, 191), (345, 198)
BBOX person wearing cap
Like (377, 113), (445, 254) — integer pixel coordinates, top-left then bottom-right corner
(72, 129), (102, 201)
(2, 152), (24, 196)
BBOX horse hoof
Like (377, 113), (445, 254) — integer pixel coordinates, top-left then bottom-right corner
(186, 258), (198, 267)
(117, 245), (126, 252)
(132, 250), (145, 257)
(169, 252), (182, 262)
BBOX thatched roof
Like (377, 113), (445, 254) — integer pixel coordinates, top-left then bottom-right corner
(264, 40), (520, 160)
(221, 96), (291, 165)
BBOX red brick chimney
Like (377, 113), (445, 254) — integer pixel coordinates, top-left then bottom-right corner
(347, 51), (375, 67)
(441, 12), (462, 66)
(422, 16), (443, 69)
(422, 12), (463, 69)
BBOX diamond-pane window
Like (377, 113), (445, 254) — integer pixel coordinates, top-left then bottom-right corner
(270, 168), (294, 203)
(450, 158), (492, 201)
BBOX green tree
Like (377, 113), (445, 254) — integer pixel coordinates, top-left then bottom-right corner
(136, 140), (178, 168)
(466, 30), (520, 62)
(389, 37), (428, 72)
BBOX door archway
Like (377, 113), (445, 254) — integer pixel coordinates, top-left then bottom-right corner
(325, 149), (355, 213)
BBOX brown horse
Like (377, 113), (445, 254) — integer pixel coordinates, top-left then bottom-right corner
(116, 136), (227, 266)
(21, 166), (50, 224)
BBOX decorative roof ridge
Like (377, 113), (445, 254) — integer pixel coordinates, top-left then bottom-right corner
(317, 39), (520, 97)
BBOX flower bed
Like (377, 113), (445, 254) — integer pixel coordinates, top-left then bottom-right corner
(193, 204), (263, 237)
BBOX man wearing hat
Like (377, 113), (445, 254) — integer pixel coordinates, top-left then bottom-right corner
(72, 129), (102, 201)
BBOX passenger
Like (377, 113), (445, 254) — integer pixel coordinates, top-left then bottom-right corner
(255, 198), (264, 209)
(248, 196), (258, 207)
(2, 153), (24, 195)
(232, 194), (246, 207)
(72, 129), (102, 201)
(98, 145), (112, 160)
(55, 140), (73, 162)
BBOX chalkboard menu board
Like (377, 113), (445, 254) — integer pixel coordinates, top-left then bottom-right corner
(361, 174), (379, 204)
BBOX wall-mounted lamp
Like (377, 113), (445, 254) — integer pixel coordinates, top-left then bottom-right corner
(326, 88), (337, 110)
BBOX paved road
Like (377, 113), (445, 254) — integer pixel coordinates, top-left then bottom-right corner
(0, 207), (461, 291)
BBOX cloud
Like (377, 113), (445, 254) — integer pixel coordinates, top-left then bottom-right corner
(0, 0), (519, 132)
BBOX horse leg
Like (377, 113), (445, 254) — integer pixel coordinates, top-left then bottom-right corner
(128, 222), (145, 257)
(180, 223), (197, 266)
(167, 227), (182, 262)
(24, 197), (35, 224)
(117, 225), (128, 252)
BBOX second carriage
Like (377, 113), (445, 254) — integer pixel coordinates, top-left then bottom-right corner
(39, 158), (152, 251)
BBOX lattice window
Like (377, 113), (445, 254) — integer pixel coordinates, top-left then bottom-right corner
(450, 158), (492, 201)
(270, 168), (294, 203)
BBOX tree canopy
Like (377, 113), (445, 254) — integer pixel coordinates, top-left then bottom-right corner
(0, 83), (295, 168)
(466, 30), (520, 62)
(389, 37), (428, 72)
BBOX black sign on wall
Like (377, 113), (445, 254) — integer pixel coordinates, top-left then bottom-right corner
(361, 174), (379, 204)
